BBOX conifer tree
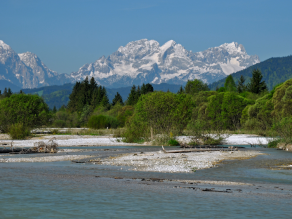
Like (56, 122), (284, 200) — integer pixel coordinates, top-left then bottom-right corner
(53, 106), (57, 113)
(141, 83), (154, 95)
(224, 75), (236, 92)
(7, 88), (12, 97)
(3, 88), (8, 98)
(177, 86), (184, 94)
(237, 75), (246, 93)
(112, 92), (124, 106)
(127, 85), (137, 105)
(247, 69), (267, 94)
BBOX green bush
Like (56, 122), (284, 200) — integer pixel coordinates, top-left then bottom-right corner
(53, 120), (66, 128)
(0, 94), (51, 133)
(8, 123), (30, 139)
(268, 139), (281, 148)
(168, 138), (180, 146)
(87, 115), (119, 129)
(123, 92), (194, 142)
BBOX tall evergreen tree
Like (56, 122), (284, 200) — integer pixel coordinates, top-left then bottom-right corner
(177, 86), (184, 94)
(127, 85), (137, 105)
(237, 75), (246, 93)
(3, 88), (8, 97)
(224, 75), (236, 92)
(141, 83), (154, 95)
(112, 92), (124, 106)
(7, 88), (12, 97)
(247, 69), (267, 94)
(52, 106), (57, 113)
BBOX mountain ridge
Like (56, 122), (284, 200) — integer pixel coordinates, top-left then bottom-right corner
(0, 39), (259, 89)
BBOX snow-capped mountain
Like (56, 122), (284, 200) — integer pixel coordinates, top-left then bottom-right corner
(0, 40), (72, 89)
(71, 39), (260, 87)
(0, 39), (259, 89)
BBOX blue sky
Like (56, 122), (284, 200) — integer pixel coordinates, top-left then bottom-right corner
(1, 0), (292, 73)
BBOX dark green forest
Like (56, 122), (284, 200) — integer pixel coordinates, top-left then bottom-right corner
(209, 55), (292, 91)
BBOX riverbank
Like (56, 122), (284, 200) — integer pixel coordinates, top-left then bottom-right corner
(0, 134), (273, 148)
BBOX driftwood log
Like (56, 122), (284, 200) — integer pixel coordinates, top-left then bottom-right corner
(0, 138), (58, 154)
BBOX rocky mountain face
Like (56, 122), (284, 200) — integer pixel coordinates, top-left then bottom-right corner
(0, 40), (72, 89)
(0, 39), (259, 89)
(71, 39), (260, 87)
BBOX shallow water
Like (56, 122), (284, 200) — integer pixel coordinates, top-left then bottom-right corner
(0, 146), (292, 218)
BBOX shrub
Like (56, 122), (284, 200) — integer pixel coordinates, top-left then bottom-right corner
(53, 120), (66, 128)
(0, 94), (51, 133)
(168, 138), (180, 146)
(8, 123), (30, 139)
(87, 115), (119, 129)
(268, 139), (281, 148)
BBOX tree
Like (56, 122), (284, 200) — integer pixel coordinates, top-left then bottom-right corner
(247, 69), (267, 94)
(124, 92), (194, 142)
(52, 106), (57, 113)
(0, 94), (52, 133)
(237, 75), (246, 93)
(224, 75), (236, 92)
(185, 79), (209, 95)
(177, 86), (184, 94)
(112, 92), (124, 106)
(127, 85), (137, 105)
(141, 83), (154, 95)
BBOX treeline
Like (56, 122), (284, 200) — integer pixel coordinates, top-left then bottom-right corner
(2, 69), (292, 147)
(50, 77), (155, 129)
(209, 55), (292, 91)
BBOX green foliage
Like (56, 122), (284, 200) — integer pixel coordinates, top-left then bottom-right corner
(141, 83), (154, 95)
(272, 117), (292, 144)
(209, 55), (292, 91)
(224, 75), (236, 92)
(8, 123), (30, 139)
(53, 111), (79, 128)
(126, 85), (140, 105)
(87, 115), (119, 129)
(112, 92), (123, 106)
(268, 139), (281, 148)
(272, 79), (292, 117)
(237, 75), (246, 93)
(0, 94), (51, 133)
(242, 94), (273, 130)
(203, 92), (253, 130)
(185, 79), (209, 95)
(247, 69), (267, 94)
(123, 92), (194, 142)
(116, 105), (134, 127)
(168, 138), (180, 146)
(67, 77), (108, 113)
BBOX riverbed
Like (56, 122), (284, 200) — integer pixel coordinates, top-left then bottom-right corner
(0, 136), (291, 218)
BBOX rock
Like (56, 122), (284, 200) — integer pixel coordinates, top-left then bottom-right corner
(277, 143), (292, 151)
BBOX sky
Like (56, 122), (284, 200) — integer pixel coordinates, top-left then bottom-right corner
(1, 0), (292, 73)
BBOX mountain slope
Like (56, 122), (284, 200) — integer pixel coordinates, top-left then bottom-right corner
(71, 39), (260, 87)
(209, 55), (292, 91)
(0, 40), (72, 89)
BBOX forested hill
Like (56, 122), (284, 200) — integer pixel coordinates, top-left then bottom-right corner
(209, 55), (292, 91)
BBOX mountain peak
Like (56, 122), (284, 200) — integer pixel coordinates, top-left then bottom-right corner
(0, 40), (11, 50)
(160, 40), (176, 52)
(219, 42), (246, 54)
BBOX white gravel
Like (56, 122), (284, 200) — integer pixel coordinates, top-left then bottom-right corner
(0, 135), (137, 148)
(100, 150), (263, 173)
(177, 134), (273, 145)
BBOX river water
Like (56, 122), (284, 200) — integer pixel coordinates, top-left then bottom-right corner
(0, 146), (292, 218)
